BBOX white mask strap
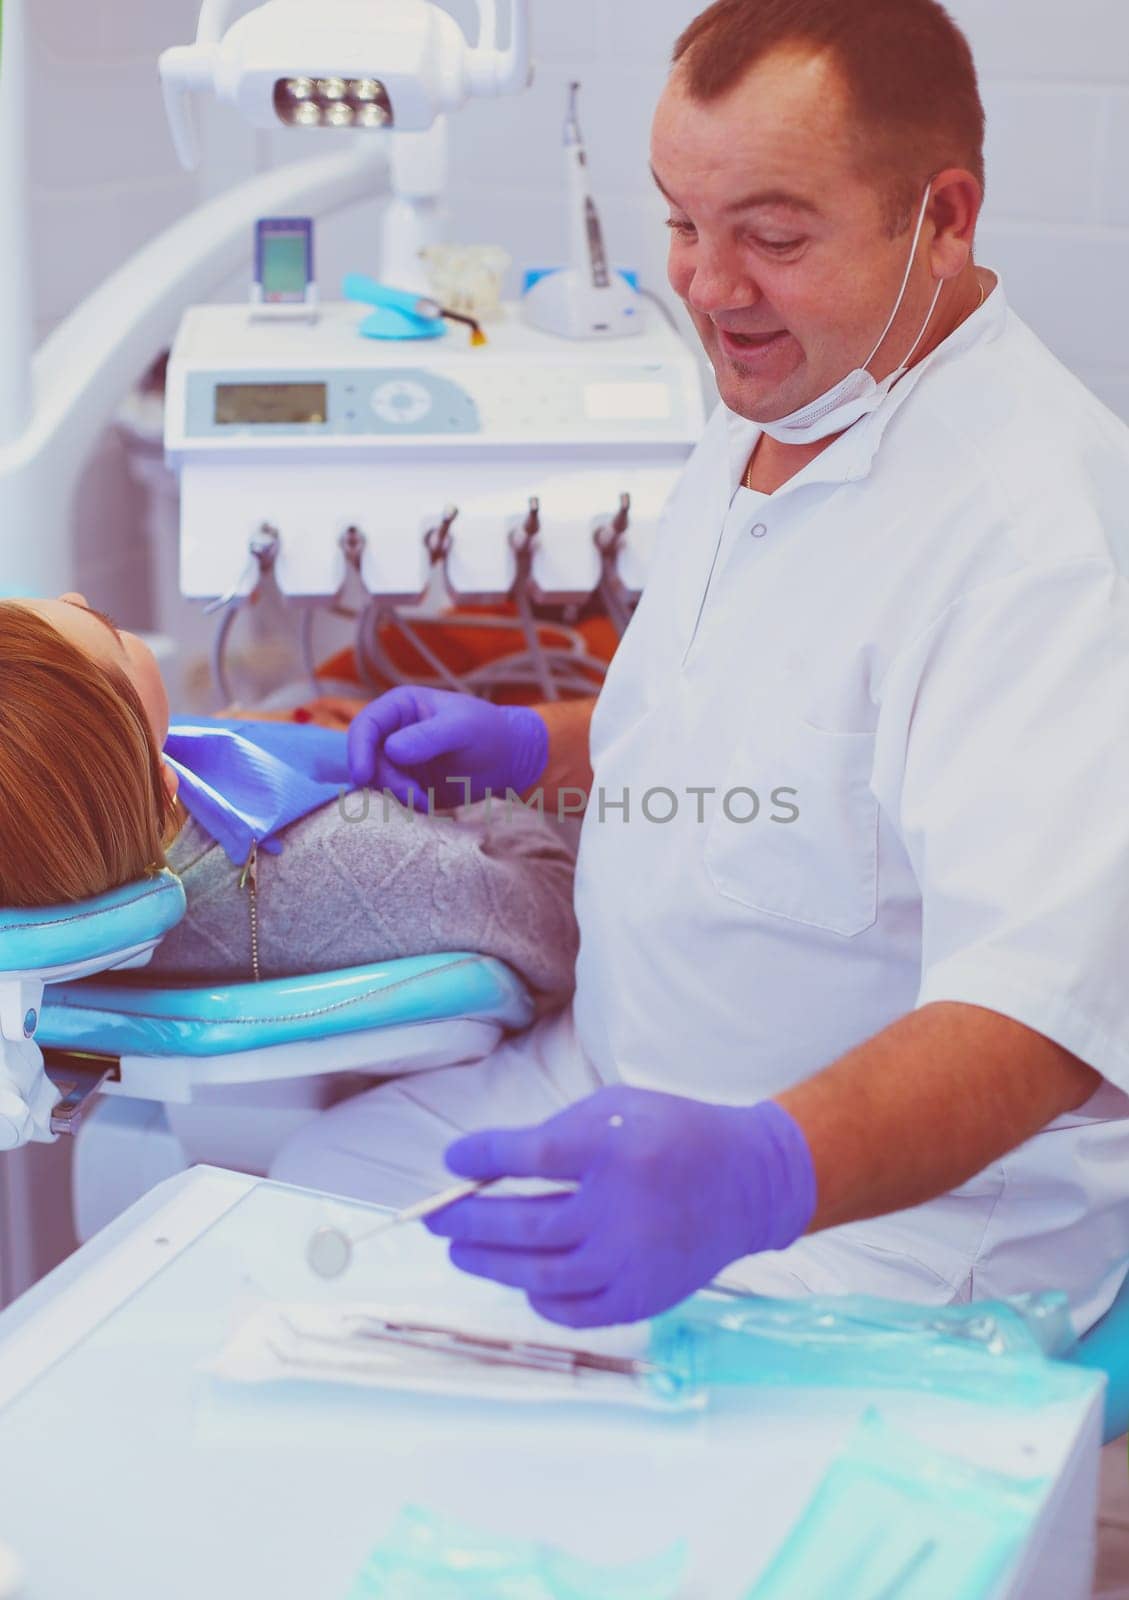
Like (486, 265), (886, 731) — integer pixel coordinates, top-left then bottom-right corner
(894, 274), (945, 376)
(861, 185), (934, 372)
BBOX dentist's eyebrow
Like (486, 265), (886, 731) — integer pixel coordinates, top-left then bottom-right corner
(65, 599), (126, 653)
(650, 165), (820, 216)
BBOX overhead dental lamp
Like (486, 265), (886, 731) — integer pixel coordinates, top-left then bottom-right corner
(159, 0), (532, 168)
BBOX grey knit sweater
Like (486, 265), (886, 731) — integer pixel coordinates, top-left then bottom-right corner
(148, 795), (580, 1009)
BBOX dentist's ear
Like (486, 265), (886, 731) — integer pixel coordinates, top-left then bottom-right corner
(161, 762), (179, 804)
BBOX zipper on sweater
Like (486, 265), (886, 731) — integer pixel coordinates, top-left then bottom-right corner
(238, 839), (261, 981)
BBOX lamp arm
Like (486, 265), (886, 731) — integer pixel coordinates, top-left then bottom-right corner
(159, 44), (219, 170)
(196, 0), (243, 46)
(470, 0), (532, 96)
(477, 0), (498, 49)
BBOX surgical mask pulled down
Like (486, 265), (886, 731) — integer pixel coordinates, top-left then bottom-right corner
(758, 186), (945, 446)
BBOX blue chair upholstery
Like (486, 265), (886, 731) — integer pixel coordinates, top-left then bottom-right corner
(39, 951), (533, 1056)
(0, 871), (186, 973)
(0, 871), (190, 1147)
(1, 870), (535, 1155)
(1074, 1268), (1129, 1444)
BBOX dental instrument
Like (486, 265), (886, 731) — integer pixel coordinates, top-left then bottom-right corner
(343, 272), (446, 341)
(343, 272), (488, 345)
(345, 1313), (653, 1379)
(306, 1177), (494, 1279)
(522, 83), (642, 341)
(593, 494), (634, 637)
(219, 1301), (698, 1408)
(299, 1308), (672, 1390)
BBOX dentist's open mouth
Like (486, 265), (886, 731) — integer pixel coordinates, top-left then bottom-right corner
(717, 327), (791, 367)
(720, 328), (787, 350)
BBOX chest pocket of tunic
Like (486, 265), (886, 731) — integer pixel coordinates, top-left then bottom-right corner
(703, 712), (880, 939)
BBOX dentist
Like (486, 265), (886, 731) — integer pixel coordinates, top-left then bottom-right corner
(274, 0), (1129, 1333)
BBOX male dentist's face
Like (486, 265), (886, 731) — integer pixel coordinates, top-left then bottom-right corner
(650, 48), (936, 426)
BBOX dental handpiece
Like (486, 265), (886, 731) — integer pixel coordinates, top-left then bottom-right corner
(564, 82), (610, 290)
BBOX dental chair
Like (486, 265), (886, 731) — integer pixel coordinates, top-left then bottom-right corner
(0, 868), (533, 1245)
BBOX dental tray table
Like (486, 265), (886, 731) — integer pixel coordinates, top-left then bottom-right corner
(0, 1168), (1105, 1599)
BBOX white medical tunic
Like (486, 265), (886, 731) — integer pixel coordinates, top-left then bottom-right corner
(572, 283), (1129, 1330)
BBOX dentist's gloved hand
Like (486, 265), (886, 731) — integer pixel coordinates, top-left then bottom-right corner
(347, 687), (548, 812)
(426, 1087), (817, 1327)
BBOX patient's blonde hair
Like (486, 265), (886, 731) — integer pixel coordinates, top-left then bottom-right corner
(0, 602), (174, 906)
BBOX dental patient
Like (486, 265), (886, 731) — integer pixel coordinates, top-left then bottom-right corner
(0, 597), (579, 1007)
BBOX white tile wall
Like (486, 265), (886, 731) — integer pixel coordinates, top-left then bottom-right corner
(34, 0), (203, 60)
(600, 1), (702, 65)
(977, 222), (1129, 374)
(28, 40), (188, 190)
(980, 84), (1104, 225)
(1098, 93), (1129, 228)
(946, 0), (1129, 86)
(19, 0), (1129, 616)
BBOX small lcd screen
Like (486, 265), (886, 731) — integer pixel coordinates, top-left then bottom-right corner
(214, 383), (328, 426)
(261, 231), (309, 300)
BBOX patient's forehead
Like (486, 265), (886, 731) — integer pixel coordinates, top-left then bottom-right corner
(13, 596), (123, 662)
(12, 596), (170, 748)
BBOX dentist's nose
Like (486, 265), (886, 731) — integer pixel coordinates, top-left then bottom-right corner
(685, 252), (764, 319)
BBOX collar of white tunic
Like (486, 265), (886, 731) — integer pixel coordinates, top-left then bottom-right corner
(721, 272), (1008, 499)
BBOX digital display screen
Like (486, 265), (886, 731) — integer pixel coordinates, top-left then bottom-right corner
(261, 233), (309, 299)
(214, 383), (328, 426)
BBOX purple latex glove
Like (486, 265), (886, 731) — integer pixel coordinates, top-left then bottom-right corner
(347, 687), (548, 812)
(426, 1086), (817, 1327)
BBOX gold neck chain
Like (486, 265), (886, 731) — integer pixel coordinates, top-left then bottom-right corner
(741, 273), (987, 492)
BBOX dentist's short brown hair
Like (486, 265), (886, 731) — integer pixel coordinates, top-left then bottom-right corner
(672, 0), (986, 233)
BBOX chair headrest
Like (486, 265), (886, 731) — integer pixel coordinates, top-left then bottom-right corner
(0, 870), (187, 975)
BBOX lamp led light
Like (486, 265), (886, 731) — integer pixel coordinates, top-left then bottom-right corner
(273, 75), (392, 128)
(160, 0), (532, 169)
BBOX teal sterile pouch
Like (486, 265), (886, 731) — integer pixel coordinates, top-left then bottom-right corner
(648, 1289), (1091, 1408)
(744, 1408), (1046, 1598)
(346, 1506), (687, 1600)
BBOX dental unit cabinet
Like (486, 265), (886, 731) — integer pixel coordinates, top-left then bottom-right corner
(165, 300), (704, 608)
